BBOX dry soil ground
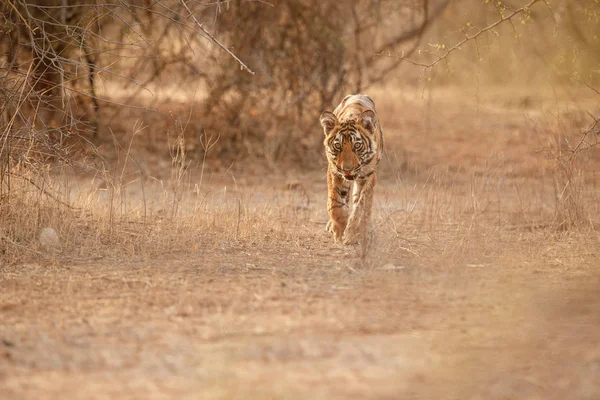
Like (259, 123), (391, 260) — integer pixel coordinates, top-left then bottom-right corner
(1, 87), (600, 399)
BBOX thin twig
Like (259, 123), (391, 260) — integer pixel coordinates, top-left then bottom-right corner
(179, 0), (254, 75)
(569, 115), (600, 160)
(581, 80), (600, 97)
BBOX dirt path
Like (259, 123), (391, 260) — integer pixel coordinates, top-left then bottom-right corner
(2, 227), (599, 399)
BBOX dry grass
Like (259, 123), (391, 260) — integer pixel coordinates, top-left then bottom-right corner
(1, 86), (600, 399)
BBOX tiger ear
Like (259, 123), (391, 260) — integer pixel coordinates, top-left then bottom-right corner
(320, 111), (338, 135)
(360, 110), (377, 135)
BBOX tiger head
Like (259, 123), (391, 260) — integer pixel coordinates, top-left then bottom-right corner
(320, 110), (377, 181)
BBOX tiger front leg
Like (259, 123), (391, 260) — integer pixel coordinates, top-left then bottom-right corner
(327, 168), (351, 243)
(343, 174), (376, 245)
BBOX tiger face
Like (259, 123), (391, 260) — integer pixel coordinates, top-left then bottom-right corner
(320, 110), (377, 181)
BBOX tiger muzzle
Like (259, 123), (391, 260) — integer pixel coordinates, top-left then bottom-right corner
(337, 167), (358, 180)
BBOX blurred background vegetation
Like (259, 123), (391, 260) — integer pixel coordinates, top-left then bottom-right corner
(0, 0), (598, 180)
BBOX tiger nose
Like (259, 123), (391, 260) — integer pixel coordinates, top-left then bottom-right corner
(342, 166), (353, 172)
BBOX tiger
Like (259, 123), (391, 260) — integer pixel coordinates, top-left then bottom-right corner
(319, 94), (384, 245)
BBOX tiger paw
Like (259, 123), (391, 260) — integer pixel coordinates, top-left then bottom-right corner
(325, 220), (333, 233)
(331, 222), (345, 243)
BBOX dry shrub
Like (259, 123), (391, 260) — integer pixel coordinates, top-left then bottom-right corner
(0, 0), (234, 258)
(1, 0), (447, 184)
(538, 112), (600, 229)
(1, 0), (450, 165)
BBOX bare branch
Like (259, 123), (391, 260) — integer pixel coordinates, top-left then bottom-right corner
(380, 0), (544, 69)
(368, 0), (448, 66)
(581, 80), (600, 97)
(570, 114), (600, 159)
(179, 0), (254, 75)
